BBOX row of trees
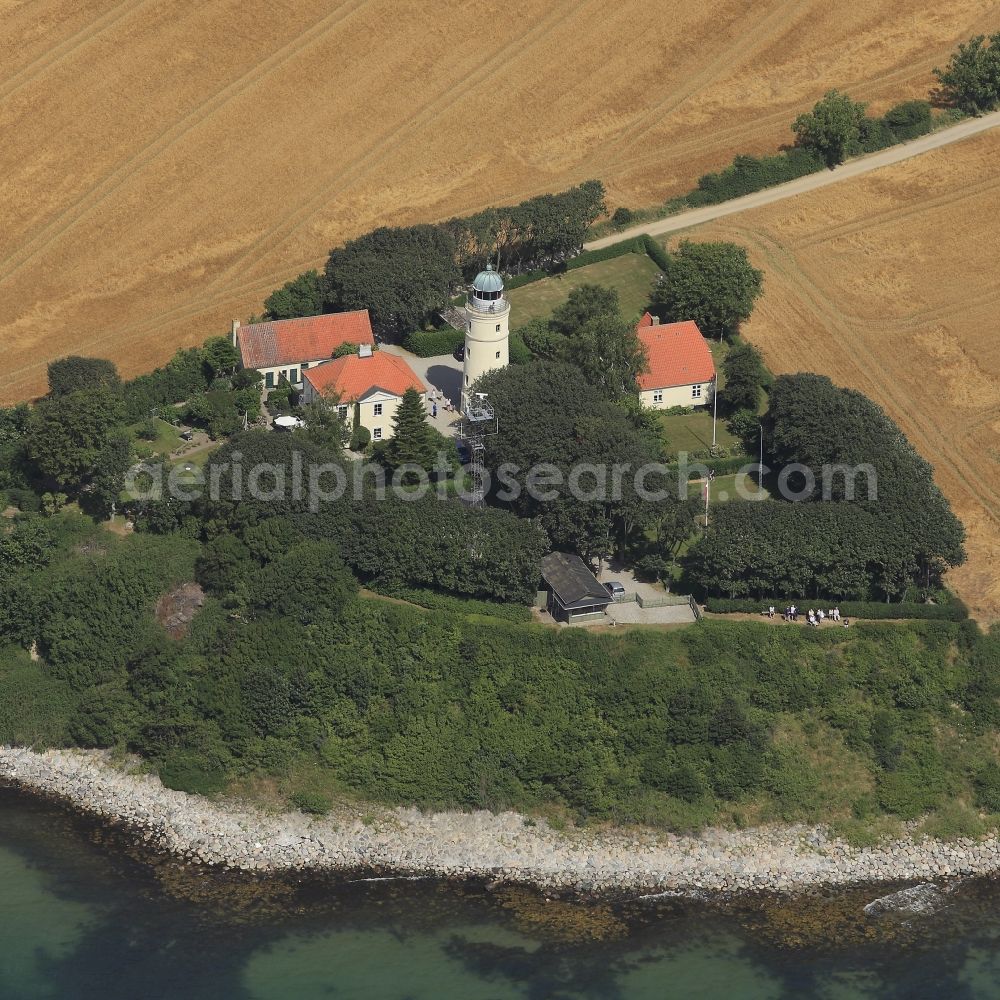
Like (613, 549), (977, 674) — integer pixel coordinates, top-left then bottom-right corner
(685, 373), (966, 601)
(263, 181), (607, 337)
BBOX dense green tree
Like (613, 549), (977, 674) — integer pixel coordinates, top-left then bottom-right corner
(341, 497), (547, 603)
(516, 317), (567, 360)
(476, 361), (669, 558)
(792, 89), (868, 167)
(244, 541), (357, 624)
(0, 516), (55, 570)
(263, 269), (324, 320)
(196, 535), (254, 595)
(0, 403), (30, 445)
(934, 33), (1000, 115)
(47, 357), (120, 397)
(549, 284), (621, 336)
(25, 386), (125, 493)
(754, 373), (965, 597)
(88, 430), (133, 517)
(387, 388), (437, 474)
(201, 336), (240, 379)
(561, 313), (647, 398)
(323, 225), (460, 337)
(442, 179), (605, 275)
(650, 241), (763, 341)
(722, 341), (766, 412)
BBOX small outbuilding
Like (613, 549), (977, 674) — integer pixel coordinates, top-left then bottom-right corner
(540, 551), (612, 624)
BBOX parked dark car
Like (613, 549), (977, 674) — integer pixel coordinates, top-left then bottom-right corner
(453, 344), (465, 362)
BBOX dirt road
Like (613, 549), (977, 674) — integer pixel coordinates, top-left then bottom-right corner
(586, 109), (1000, 250)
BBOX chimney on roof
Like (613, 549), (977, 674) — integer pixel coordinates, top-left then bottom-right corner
(651, 315), (660, 326)
(231, 318), (241, 347)
(358, 343), (373, 358)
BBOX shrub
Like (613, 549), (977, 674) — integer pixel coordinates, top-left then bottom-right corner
(290, 789), (332, 815)
(881, 100), (933, 140)
(689, 147), (825, 205)
(404, 327), (464, 358)
(611, 207), (635, 228)
(158, 752), (228, 795)
(974, 766), (1000, 812)
(349, 424), (371, 451)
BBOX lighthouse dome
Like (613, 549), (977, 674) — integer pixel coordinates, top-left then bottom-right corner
(472, 263), (504, 294)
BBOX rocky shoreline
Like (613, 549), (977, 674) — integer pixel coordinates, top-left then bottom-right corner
(3, 746), (999, 897)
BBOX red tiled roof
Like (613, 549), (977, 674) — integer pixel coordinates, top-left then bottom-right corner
(236, 311), (374, 369)
(636, 313), (716, 390)
(303, 352), (426, 402)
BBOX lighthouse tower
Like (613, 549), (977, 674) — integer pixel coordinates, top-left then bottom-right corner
(462, 263), (509, 412)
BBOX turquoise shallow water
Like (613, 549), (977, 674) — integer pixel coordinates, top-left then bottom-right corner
(4, 785), (1000, 999)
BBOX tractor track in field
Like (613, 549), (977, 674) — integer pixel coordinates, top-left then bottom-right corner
(0, 0), (373, 285)
(195, 0), (600, 299)
(0, 0), (152, 104)
(720, 222), (1000, 525)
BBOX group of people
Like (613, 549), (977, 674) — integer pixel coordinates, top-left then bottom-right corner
(426, 387), (454, 418)
(765, 605), (849, 628)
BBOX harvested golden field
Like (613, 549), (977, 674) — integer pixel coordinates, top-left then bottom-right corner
(1, 0), (996, 401)
(689, 129), (1000, 621)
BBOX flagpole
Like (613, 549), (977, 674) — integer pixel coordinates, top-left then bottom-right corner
(711, 374), (718, 449)
(703, 479), (710, 528)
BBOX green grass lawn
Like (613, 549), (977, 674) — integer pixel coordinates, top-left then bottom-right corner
(129, 417), (183, 457)
(660, 408), (743, 456)
(507, 252), (661, 325)
(687, 471), (769, 503)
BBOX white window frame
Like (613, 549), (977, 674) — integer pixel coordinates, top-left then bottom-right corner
(373, 427), (382, 440)
(373, 402), (383, 416)
(653, 390), (663, 403)
(691, 384), (702, 399)
(337, 405), (348, 421)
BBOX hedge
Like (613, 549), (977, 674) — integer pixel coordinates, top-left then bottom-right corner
(687, 147), (825, 207)
(404, 327), (464, 358)
(705, 597), (969, 621)
(643, 235), (671, 272)
(503, 268), (550, 292)
(563, 238), (647, 272)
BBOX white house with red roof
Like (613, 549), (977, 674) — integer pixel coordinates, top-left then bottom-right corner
(636, 312), (716, 409)
(232, 310), (375, 391)
(300, 349), (426, 442)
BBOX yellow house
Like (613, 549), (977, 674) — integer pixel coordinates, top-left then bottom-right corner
(636, 313), (716, 409)
(300, 349), (426, 442)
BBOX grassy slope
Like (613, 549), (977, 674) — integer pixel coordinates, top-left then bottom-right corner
(507, 253), (661, 325)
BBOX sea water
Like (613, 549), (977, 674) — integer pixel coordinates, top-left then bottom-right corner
(3, 785), (1000, 999)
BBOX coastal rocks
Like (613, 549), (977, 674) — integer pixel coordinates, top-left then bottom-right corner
(3, 745), (1000, 899)
(864, 883), (947, 918)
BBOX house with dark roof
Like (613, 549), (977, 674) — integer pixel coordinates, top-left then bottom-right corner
(636, 312), (716, 409)
(232, 311), (375, 391)
(300, 349), (426, 443)
(539, 551), (612, 624)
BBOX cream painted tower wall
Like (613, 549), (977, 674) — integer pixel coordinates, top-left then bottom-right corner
(462, 265), (510, 411)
